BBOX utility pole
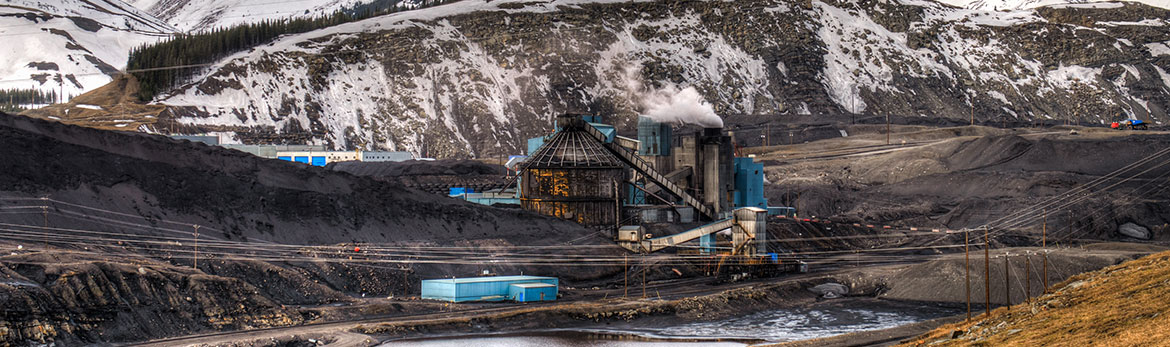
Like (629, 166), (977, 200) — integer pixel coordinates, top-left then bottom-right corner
(1004, 252), (1011, 310)
(1043, 210), (1049, 292)
(965, 228), (971, 322)
(642, 256), (647, 299)
(886, 114), (891, 145)
(984, 226), (991, 317)
(624, 254), (628, 298)
(970, 101), (975, 126)
(1025, 253), (1031, 305)
(765, 124), (770, 146)
(192, 225), (200, 270)
(41, 205), (48, 251)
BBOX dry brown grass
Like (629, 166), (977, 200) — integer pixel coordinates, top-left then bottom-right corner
(20, 74), (165, 131)
(903, 250), (1170, 346)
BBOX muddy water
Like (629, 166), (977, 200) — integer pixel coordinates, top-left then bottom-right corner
(379, 299), (960, 346)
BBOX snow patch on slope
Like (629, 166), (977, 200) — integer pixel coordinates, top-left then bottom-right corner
(0, 0), (175, 99)
(817, 1), (953, 113)
(161, 1), (773, 153)
(934, 0), (1169, 11)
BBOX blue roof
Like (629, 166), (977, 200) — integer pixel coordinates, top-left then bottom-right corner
(424, 275), (556, 284)
(510, 282), (556, 288)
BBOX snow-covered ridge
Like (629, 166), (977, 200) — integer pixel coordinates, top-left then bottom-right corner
(125, 0), (425, 33)
(153, 0), (1170, 158)
(934, 0), (1170, 11)
(0, 0), (176, 99)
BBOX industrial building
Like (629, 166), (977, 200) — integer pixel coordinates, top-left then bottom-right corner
(168, 135), (413, 166)
(511, 113), (778, 257)
(274, 150), (412, 167)
(420, 275), (559, 302)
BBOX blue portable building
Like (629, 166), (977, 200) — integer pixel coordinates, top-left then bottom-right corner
(508, 282), (557, 302)
(421, 275), (558, 302)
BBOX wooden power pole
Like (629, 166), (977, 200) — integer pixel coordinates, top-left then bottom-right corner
(1025, 253), (1031, 305)
(1004, 252), (1011, 310)
(984, 226), (991, 317)
(41, 205), (48, 251)
(970, 101), (975, 126)
(1044, 211), (1049, 292)
(965, 228), (971, 322)
(886, 114), (891, 145)
(193, 225), (200, 270)
(641, 254), (647, 299)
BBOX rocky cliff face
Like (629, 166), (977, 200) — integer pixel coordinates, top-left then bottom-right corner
(156, 0), (1170, 158)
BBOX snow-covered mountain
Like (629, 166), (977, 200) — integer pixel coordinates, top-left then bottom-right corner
(149, 0), (1170, 158)
(125, 0), (422, 33)
(0, 0), (176, 101)
(937, 0), (1170, 10)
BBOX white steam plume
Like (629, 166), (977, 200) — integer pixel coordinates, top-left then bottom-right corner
(620, 64), (723, 128)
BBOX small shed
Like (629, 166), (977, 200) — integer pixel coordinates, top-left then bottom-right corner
(508, 282), (557, 302)
(421, 275), (558, 302)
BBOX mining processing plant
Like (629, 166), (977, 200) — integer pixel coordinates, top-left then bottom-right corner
(509, 114), (789, 260)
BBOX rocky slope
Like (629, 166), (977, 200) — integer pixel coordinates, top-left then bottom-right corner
(938, 0), (1170, 11)
(150, 0), (1170, 158)
(0, 0), (176, 99)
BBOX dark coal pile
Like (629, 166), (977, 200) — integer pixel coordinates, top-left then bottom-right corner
(329, 159), (512, 194)
(0, 113), (621, 345)
(0, 113), (583, 245)
(767, 132), (1170, 243)
(330, 159), (505, 177)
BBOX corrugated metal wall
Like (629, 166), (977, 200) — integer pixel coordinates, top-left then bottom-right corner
(520, 168), (624, 226)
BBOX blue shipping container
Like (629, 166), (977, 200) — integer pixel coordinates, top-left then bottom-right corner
(311, 156), (326, 167)
(277, 156), (292, 161)
(421, 275), (558, 302)
(294, 156), (309, 164)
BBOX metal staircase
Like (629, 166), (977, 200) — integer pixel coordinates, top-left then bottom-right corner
(583, 123), (714, 220)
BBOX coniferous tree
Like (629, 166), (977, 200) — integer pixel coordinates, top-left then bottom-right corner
(129, 0), (457, 101)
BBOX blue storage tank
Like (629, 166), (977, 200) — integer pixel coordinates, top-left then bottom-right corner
(421, 275), (558, 302)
